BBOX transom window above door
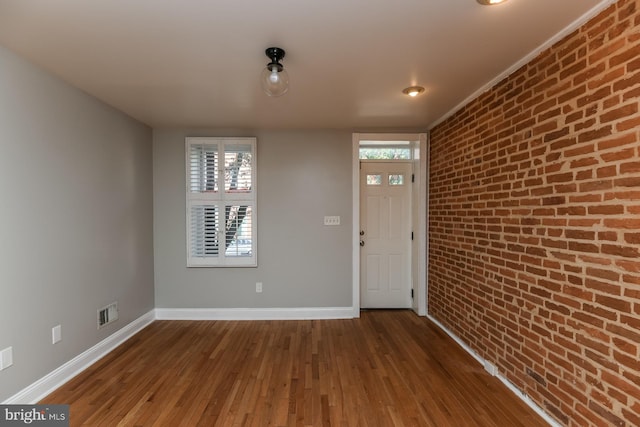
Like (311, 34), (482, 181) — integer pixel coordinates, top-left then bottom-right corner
(359, 140), (413, 160)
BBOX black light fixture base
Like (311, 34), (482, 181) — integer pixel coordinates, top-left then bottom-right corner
(265, 47), (285, 72)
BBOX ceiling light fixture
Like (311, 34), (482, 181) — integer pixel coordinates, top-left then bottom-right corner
(261, 47), (289, 97)
(476, 0), (508, 5)
(402, 86), (425, 97)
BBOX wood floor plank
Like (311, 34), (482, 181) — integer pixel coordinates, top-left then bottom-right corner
(41, 311), (548, 426)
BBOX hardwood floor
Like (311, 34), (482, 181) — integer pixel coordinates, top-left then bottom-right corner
(42, 311), (548, 426)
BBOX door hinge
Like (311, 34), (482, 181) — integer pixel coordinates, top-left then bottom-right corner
(411, 289), (414, 299)
(412, 173), (415, 183)
(411, 231), (414, 241)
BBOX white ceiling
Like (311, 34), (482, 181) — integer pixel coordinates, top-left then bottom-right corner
(0, 0), (616, 130)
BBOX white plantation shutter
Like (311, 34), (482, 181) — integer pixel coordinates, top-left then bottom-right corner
(186, 137), (257, 267)
(188, 143), (218, 193)
(189, 203), (220, 258)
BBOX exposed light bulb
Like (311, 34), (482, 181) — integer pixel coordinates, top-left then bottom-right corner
(261, 47), (289, 97)
(269, 67), (279, 84)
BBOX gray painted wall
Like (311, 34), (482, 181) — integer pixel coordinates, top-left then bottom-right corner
(0, 46), (154, 401)
(153, 129), (353, 308)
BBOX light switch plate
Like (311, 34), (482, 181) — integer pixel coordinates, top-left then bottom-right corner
(324, 216), (341, 226)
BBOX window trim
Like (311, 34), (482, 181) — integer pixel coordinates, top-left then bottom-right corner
(185, 137), (257, 267)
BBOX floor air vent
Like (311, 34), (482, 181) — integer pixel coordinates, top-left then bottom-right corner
(98, 302), (119, 329)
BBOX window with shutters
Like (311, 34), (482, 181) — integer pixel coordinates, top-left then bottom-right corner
(186, 137), (257, 267)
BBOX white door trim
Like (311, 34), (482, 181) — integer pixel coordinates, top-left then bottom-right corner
(352, 133), (428, 317)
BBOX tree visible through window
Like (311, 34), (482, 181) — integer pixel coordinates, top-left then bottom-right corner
(359, 147), (411, 160)
(186, 137), (257, 267)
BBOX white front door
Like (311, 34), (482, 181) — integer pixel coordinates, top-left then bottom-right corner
(360, 162), (412, 308)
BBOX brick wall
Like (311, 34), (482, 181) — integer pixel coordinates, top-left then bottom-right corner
(428, 1), (640, 426)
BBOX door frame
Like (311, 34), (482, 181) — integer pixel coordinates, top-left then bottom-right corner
(352, 133), (428, 317)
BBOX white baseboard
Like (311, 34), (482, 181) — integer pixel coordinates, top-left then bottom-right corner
(155, 307), (355, 320)
(427, 315), (561, 427)
(3, 310), (156, 404)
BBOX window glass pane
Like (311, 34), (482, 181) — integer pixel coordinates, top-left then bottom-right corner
(389, 174), (404, 185)
(225, 143), (252, 193)
(188, 144), (218, 193)
(186, 137), (256, 267)
(190, 205), (219, 258)
(367, 174), (382, 185)
(359, 147), (411, 160)
(225, 205), (253, 257)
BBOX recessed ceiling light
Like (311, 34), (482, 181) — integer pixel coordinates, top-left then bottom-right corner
(477, 0), (507, 5)
(402, 86), (425, 97)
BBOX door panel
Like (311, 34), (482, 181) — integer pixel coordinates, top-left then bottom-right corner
(366, 255), (381, 292)
(360, 162), (412, 308)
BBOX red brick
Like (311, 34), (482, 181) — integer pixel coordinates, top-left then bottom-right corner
(547, 172), (574, 183)
(606, 324), (640, 343)
(597, 231), (618, 241)
(586, 267), (621, 282)
(565, 143), (595, 157)
(597, 165), (617, 178)
(604, 94), (622, 110)
(568, 241), (599, 253)
(602, 244), (640, 258)
(577, 169), (595, 180)
(579, 255), (612, 266)
(577, 86), (611, 107)
(595, 295), (632, 312)
(578, 125), (613, 143)
(616, 260), (640, 273)
(600, 103), (638, 123)
(428, 3), (640, 426)
(570, 157), (599, 168)
(613, 350), (640, 371)
(588, 401), (625, 427)
(615, 176), (640, 188)
(566, 229), (595, 240)
(624, 233), (640, 244)
(601, 147), (635, 162)
(604, 218), (640, 229)
(579, 180), (613, 192)
(597, 132), (638, 150)
(620, 161), (640, 174)
(587, 205), (625, 215)
(616, 115), (640, 131)
(613, 70), (640, 92)
(587, 67), (626, 91)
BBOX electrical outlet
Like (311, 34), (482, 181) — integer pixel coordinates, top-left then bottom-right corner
(324, 215), (340, 226)
(0, 347), (13, 370)
(256, 282), (263, 293)
(484, 361), (498, 376)
(52, 325), (62, 344)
